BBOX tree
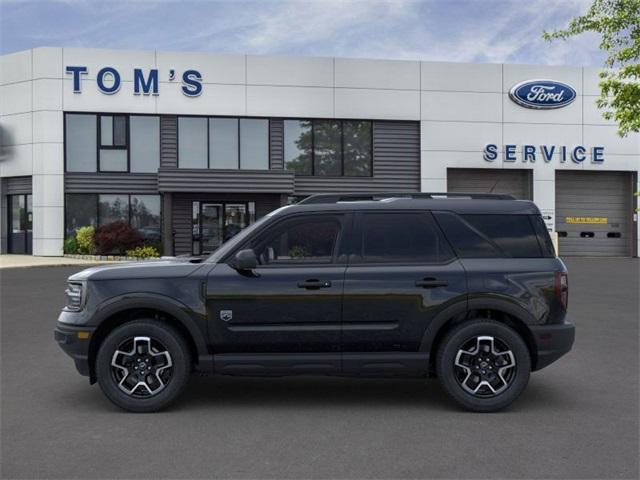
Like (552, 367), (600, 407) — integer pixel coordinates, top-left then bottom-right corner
(543, 0), (640, 136)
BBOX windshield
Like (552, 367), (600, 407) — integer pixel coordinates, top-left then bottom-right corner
(204, 205), (292, 263)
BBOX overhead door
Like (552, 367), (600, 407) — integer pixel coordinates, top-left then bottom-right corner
(447, 168), (532, 200)
(555, 171), (634, 257)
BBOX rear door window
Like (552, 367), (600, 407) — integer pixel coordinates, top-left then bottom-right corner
(357, 212), (454, 264)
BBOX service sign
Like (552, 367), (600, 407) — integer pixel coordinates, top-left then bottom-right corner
(509, 79), (577, 109)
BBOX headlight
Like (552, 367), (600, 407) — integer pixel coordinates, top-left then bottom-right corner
(64, 282), (85, 311)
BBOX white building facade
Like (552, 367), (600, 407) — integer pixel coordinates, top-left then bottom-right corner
(1, 47), (638, 257)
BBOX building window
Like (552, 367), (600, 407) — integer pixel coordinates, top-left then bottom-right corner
(64, 193), (161, 248)
(191, 201), (256, 255)
(284, 119), (372, 177)
(178, 117), (208, 168)
(65, 114), (97, 172)
(209, 118), (238, 169)
(65, 113), (159, 173)
(178, 116), (269, 170)
(130, 116), (160, 173)
(283, 120), (312, 175)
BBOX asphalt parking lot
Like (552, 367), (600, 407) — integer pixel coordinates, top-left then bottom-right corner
(1, 258), (638, 479)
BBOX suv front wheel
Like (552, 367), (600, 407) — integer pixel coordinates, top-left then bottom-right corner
(436, 319), (531, 412)
(95, 319), (191, 412)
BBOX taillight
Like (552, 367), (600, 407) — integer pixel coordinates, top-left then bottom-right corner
(555, 271), (568, 310)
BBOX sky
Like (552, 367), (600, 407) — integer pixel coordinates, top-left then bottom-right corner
(0, 0), (605, 66)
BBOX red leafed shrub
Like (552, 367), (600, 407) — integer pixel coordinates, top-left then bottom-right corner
(94, 220), (143, 255)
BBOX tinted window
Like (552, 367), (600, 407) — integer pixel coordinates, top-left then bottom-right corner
(131, 195), (161, 246)
(530, 214), (556, 257)
(433, 212), (501, 258)
(284, 120), (312, 174)
(462, 215), (543, 258)
(253, 215), (342, 265)
(314, 121), (341, 176)
(360, 212), (454, 263)
(66, 114), (97, 172)
(98, 195), (129, 226)
(343, 121), (371, 176)
(130, 116), (160, 173)
(240, 119), (268, 170)
(178, 117), (207, 168)
(210, 118), (239, 169)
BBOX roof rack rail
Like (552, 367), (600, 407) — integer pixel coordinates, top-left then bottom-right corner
(297, 192), (515, 205)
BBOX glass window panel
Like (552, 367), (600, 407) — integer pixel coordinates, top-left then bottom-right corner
(131, 195), (161, 245)
(178, 117), (208, 168)
(284, 120), (312, 175)
(98, 195), (129, 226)
(343, 121), (371, 176)
(240, 119), (268, 170)
(100, 116), (113, 146)
(252, 215), (341, 265)
(462, 214), (543, 258)
(130, 116), (160, 173)
(113, 116), (127, 146)
(10, 195), (24, 233)
(210, 118), (238, 169)
(65, 114), (97, 172)
(434, 212), (502, 258)
(100, 149), (127, 172)
(192, 201), (201, 255)
(224, 204), (247, 242)
(65, 194), (97, 236)
(361, 213), (454, 264)
(26, 195), (32, 232)
(313, 120), (341, 176)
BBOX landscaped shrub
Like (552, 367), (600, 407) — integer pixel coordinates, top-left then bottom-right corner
(125, 245), (160, 259)
(94, 220), (143, 255)
(75, 226), (96, 254)
(63, 236), (78, 254)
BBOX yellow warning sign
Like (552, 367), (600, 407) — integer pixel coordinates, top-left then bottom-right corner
(565, 217), (608, 225)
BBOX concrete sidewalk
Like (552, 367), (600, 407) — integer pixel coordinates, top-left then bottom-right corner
(0, 254), (108, 269)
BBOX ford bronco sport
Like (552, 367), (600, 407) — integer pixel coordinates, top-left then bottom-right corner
(55, 192), (574, 412)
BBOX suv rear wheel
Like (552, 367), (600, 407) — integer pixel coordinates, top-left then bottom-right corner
(436, 319), (530, 412)
(96, 319), (191, 412)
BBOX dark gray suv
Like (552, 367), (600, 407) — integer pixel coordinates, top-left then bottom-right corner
(55, 193), (574, 412)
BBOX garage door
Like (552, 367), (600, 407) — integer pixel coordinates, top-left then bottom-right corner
(447, 168), (532, 199)
(556, 171), (634, 257)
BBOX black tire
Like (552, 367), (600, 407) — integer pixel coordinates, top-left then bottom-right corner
(436, 319), (531, 412)
(96, 319), (191, 412)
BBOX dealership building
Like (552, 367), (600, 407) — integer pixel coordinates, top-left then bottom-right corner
(0, 47), (638, 257)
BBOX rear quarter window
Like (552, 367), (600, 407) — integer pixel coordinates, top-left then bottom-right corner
(434, 212), (547, 258)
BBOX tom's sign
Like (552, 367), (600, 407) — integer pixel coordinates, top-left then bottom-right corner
(65, 66), (203, 97)
(509, 79), (576, 109)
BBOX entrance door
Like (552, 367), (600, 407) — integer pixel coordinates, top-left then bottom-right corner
(8, 194), (32, 254)
(200, 203), (223, 254)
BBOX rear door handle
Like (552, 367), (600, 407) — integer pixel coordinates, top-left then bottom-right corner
(298, 279), (332, 290)
(415, 278), (448, 288)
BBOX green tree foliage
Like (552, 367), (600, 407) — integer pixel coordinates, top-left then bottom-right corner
(543, 0), (640, 136)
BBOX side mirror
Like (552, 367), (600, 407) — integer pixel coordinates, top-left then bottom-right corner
(233, 249), (258, 271)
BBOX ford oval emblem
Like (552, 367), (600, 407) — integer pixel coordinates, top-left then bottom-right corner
(509, 79), (577, 109)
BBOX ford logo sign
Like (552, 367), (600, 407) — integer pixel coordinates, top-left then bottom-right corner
(509, 79), (577, 109)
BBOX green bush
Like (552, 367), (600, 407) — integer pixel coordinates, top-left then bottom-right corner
(76, 226), (96, 255)
(125, 245), (160, 259)
(63, 236), (78, 254)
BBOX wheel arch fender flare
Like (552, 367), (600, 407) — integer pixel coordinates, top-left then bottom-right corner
(89, 293), (209, 361)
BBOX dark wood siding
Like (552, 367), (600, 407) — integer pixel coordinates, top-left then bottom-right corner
(270, 119), (284, 169)
(158, 168), (294, 194)
(292, 121), (420, 195)
(5, 176), (32, 195)
(65, 173), (158, 193)
(160, 115), (178, 168)
(171, 193), (284, 255)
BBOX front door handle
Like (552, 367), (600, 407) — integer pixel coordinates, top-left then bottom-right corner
(415, 278), (448, 288)
(298, 279), (332, 290)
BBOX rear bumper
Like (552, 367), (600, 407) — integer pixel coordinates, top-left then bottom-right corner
(54, 323), (95, 378)
(530, 321), (575, 371)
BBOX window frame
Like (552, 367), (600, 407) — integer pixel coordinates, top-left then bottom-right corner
(350, 210), (457, 266)
(64, 112), (161, 174)
(226, 212), (351, 268)
(177, 115), (271, 170)
(284, 118), (373, 177)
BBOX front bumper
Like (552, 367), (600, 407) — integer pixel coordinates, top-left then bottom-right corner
(54, 323), (95, 377)
(530, 321), (575, 371)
